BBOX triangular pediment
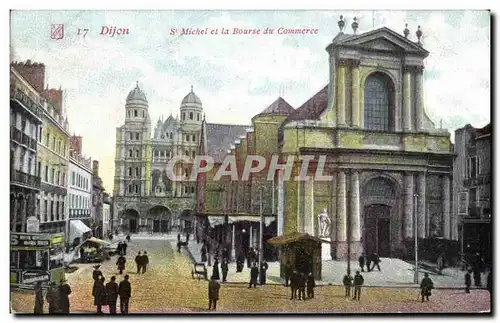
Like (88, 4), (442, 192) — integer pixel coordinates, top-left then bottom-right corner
(339, 27), (429, 56)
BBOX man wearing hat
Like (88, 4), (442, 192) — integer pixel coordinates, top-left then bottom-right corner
(93, 265), (103, 282)
(353, 270), (364, 301)
(58, 278), (72, 313)
(420, 273), (434, 302)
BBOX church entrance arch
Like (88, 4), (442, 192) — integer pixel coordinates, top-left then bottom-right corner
(122, 209), (140, 233)
(362, 176), (397, 257)
(147, 206), (172, 233)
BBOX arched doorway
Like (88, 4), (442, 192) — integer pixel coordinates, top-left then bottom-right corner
(362, 177), (397, 257)
(122, 209), (140, 233)
(147, 206), (171, 233)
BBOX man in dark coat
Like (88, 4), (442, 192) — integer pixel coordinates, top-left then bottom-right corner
(208, 276), (221, 310)
(46, 282), (59, 314)
(118, 275), (131, 314)
(93, 276), (106, 313)
(135, 252), (142, 274)
(297, 272), (306, 301)
(201, 245), (208, 263)
(290, 270), (299, 300)
(106, 276), (119, 314)
(34, 281), (44, 314)
(92, 265), (103, 281)
(221, 259), (229, 283)
(343, 271), (354, 297)
(358, 254), (366, 272)
(420, 273), (434, 302)
(141, 251), (149, 273)
(236, 253), (244, 272)
(353, 271), (364, 301)
(371, 253), (381, 271)
(79, 247), (86, 263)
(212, 258), (220, 280)
(249, 263), (259, 288)
(122, 241), (128, 256)
(58, 278), (72, 313)
(116, 242), (123, 255)
(126, 235), (130, 243)
(465, 269), (472, 293)
(116, 254), (127, 275)
(259, 260), (269, 285)
(306, 272), (316, 299)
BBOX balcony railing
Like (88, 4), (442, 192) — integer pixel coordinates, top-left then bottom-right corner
(463, 173), (492, 187)
(10, 86), (43, 120)
(11, 169), (41, 189)
(10, 126), (37, 150)
(69, 209), (91, 219)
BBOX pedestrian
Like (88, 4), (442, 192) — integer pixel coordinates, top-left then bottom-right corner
(358, 254), (366, 272)
(366, 255), (372, 272)
(116, 253), (126, 275)
(297, 272), (306, 300)
(135, 252), (142, 274)
(58, 278), (72, 314)
(212, 258), (220, 280)
(208, 275), (221, 311)
(116, 242), (123, 255)
(259, 260), (269, 285)
(79, 247), (86, 263)
(249, 262), (259, 288)
(105, 276), (119, 314)
(285, 262), (293, 287)
(177, 233), (181, 242)
(141, 251), (149, 273)
(118, 275), (131, 314)
(353, 271), (364, 301)
(290, 270), (299, 300)
(371, 253), (381, 271)
(46, 282), (60, 314)
(221, 258), (229, 283)
(122, 241), (128, 256)
(306, 272), (316, 299)
(126, 234), (131, 243)
(201, 245), (208, 263)
(343, 271), (354, 297)
(93, 265), (103, 281)
(420, 273), (434, 302)
(93, 276), (106, 314)
(33, 281), (44, 314)
(465, 269), (472, 293)
(236, 253), (244, 272)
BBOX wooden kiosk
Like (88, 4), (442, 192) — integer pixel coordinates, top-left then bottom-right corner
(267, 232), (324, 280)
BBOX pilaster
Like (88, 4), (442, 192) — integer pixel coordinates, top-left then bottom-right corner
(417, 172), (426, 238)
(336, 62), (346, 126)
(351, 61), (361, 128)
(403, 69), (412, 132)
(403, 172), (414, 239)
(443, 176), (451, 239)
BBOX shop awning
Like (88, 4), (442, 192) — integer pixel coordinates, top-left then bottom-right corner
(69, 220), (92, 243)
(87, 237), (109, 245)
(207, 215), (276, 227)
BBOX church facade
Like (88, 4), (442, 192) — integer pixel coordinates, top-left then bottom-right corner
(112, 85), (203, 233)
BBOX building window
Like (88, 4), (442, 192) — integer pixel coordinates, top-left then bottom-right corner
(50, 201), (54, 221)
(364, 72), (394, 131)
(189, 112), (193, 120)
(466, 156), (478, 179)
(129, 132), (133, 140)
(128, 185), (132, 193)
(136, 150), (140, 158)
(44, 200), (48, 222)
(182, 112), (185, 120)
(46, 133), (50, 146)
(71, 172), (75, 185)
(52, 137), (56, 150)
(135, 167), (140, 177)
(186, 135), (190, 142)
(38, 127), (42, 142)
(134, 109), (138, 117)
(191, 186), (195, 194)
(191, 151), (196, 159)
(184, 186), (188, 194)
(55, 201), (59, 217)
(135, 185), (139, 193)
(142, 110), (145, 117)
(127, 110), (130, 117)
(62, 172), (65, 185)
(197, 113), (200, 121)
(136, 133), (140, 140)
(51, 168), (55, 184)
(56, 171), (60, 185)
(192, 134), (196, 142)
(185, 150), (189, 157)
(37, 162), (41, 177)
(128, 168), (132, 176)
(129, 150), (133, 157)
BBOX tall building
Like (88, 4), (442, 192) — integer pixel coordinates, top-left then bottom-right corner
(196, 22), (455, 263)
(11, 60), (71, 234)
(67, 135), (93, 246)
(453, 123), (491, 265)
(102, 193), (112, 237)
(10, 66), (43, 232)
(91, 160), (106, 238)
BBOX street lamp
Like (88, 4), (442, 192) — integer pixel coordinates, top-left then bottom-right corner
(346, 170), (351, 275)
(413, 193), (419, 284)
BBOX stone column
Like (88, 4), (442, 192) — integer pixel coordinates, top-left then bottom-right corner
(443, 176), (451, 239)
(403, 173), (414, 239)
(350, 171), (361, 247)
(403, 69), (412, 132)
(417, 173), (426, 238)
(351, 61), (361, 128)
(337, 61), (346, 126)
(415, 66), (425, 131)
(231, 224), (236, 261)
(249, 224), (253, 249)
(336, 171), (347, 258)
(21, 196), (27, 232)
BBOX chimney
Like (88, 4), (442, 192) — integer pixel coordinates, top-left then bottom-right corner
(70, 136), (83, 155)
(41, 88), (64, 114)
(10, 60), (46, 93)
(92, 160), (99, 176)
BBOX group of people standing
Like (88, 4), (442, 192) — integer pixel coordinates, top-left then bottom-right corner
(33, 279), (72, 314)
(92, 265), (132, 314)
(134, 251), (150, 274)
(342, 271), (365, 301)
(288, 271), (316, 301)
(358, 253), (382, 272)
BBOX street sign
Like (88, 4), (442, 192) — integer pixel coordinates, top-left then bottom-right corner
(21, 270), (51, 284)
(26, 216), (40, 233)
(10, 233), (51, 248)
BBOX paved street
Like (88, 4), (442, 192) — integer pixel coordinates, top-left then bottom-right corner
(11, 234), (491, 314)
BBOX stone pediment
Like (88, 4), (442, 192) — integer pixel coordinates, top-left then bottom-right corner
(337, 27), (429, 57)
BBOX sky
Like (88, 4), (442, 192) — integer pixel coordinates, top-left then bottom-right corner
(9, 10), (491, 193)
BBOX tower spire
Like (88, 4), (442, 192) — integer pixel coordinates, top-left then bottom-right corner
(190, 85), (194, 93)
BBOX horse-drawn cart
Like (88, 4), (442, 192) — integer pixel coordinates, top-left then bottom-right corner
(191, 262), (208, 280)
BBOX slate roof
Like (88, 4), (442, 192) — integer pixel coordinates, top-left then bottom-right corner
(281, 85), (329, 126)
(206, 123), (249, 163)
(254, 97), (295, 117)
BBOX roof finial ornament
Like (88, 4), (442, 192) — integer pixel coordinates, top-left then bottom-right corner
(416, 25), (423, 45)
(351, 17), (359, 34)
(190, 85), (193, 93)
(338, 15), (345, 33)
(203, 113), (206, 121)
(136, 80), (139, 88)
(403, 23), (410, 38)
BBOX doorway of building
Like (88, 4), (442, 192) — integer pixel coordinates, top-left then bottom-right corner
(129, 218), (137, 233)
(363, 204), (391, 257)
(153, 220), (169, 233)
